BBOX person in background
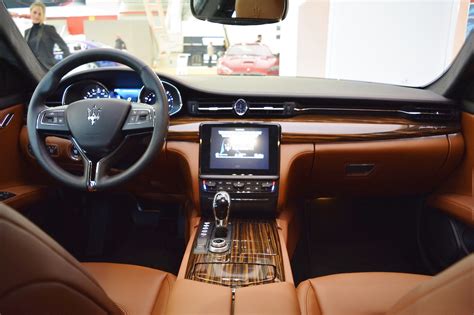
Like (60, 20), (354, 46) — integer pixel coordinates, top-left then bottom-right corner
(207, 41), (214, 67)
(115, 35), (127, 50)
(24, 1), (70, 69)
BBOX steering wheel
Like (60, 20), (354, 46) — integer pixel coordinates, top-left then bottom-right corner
(27, 49), (169, 191)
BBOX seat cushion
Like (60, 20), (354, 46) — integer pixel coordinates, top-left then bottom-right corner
(83, 263), (176, 315)
(297, 272), (429, 315)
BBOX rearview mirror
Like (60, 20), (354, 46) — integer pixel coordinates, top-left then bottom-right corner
(191, 0), (287, 25)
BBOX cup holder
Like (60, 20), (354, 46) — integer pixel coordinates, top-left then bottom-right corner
(193, 262), (277, 287)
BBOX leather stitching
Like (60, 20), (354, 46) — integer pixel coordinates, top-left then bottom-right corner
(115, 302), (128, 315)
(309, 280), (323, 315)
(304, 282), (311, 315)
(150, 272), (168, 314)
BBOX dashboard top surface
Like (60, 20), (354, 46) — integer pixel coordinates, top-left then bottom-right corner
(57, 68), (454, 105)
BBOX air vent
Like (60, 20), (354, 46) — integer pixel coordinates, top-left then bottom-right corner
(189, 101), (234, 115)
(188, 100), (295, 117)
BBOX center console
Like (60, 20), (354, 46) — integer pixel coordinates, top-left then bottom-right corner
(199, 123), (281, 215)
(184, 123), (285, 287)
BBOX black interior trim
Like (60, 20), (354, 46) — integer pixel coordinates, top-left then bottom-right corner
(0, 94), (26, 109)
(428, 33), (474, 100)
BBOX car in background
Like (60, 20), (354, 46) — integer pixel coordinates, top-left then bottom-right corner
(217, 43), (279, 76)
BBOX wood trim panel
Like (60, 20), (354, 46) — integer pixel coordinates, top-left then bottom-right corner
(167, 115), (460, 143)
(185, 220), (285, 287)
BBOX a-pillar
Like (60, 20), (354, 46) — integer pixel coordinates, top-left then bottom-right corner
(279, 0), (330, 77)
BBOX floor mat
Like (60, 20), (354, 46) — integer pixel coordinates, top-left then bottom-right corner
(292, 197), (430, 285)
(82, 196), (186, 275)
(30, 191), (186, 276)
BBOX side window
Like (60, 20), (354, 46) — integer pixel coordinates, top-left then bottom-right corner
(0, 38), (30, 98)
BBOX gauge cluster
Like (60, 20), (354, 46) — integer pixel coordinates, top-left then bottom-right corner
(62, 80), (183, 116)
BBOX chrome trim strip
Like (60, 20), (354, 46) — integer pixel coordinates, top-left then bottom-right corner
(0, 113), (14, 128)
(200, 174), (279, 180)
(70, 137), (96, 192)
(294, 107), (454, 117)
(248, 107), (285, 111)
(198, 107), (234, 111)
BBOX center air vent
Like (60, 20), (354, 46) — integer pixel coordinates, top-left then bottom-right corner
(188, 100), (295, 117)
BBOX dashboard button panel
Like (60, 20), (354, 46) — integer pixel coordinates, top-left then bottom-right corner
(202, 179), (276, 193)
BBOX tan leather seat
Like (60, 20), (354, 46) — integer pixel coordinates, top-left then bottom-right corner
(0, 202), (175, 315)
(297, 254), (474, 315)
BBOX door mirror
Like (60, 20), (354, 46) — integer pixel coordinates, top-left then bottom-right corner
(191, 0), (287, 25)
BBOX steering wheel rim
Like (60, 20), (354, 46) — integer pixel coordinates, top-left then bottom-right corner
(27, 49), (169, 191)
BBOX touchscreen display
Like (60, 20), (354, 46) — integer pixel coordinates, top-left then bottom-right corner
(209, 127), (269, 170)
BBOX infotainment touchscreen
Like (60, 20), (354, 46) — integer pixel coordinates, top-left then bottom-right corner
(210, 127), (269, 170)
(200, 123), (280, 176)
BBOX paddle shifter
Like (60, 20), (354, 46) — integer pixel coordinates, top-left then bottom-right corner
(213, 191), (230, 238)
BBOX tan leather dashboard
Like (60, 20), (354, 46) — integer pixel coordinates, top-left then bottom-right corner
(18, 114), (464, 214)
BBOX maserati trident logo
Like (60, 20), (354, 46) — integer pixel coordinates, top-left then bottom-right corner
(87, 105), (101, 126)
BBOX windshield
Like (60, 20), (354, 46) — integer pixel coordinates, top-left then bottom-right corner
(5, 0), (474, 86)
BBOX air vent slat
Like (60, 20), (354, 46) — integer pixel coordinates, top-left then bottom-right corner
(188, 100), (294, 117)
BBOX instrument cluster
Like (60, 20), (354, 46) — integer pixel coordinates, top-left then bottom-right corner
(62, 80), (183, 116)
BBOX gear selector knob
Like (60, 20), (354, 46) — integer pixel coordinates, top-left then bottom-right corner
(213, 191), (230, 237)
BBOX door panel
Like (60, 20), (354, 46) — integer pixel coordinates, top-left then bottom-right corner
(0, 103), (47, 209)
(429, 112), (474, 226)
(0, 103), (26, 189)
(420, 112), (473, 272)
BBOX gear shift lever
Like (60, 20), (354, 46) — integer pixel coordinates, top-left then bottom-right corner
(213, 191), (230, 237)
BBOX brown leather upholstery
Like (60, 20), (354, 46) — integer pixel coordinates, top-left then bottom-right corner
(297, 254), (474, 315)
(0, 202), (175, 315)
(234, 282), (300, 315)
(388, 254), (474, 315)
(297, 272), (429, 315)
(83, 263), (175, 315)
(165, 279), (232, 314)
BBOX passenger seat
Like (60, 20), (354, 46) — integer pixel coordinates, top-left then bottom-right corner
(297, 254), (473, 315)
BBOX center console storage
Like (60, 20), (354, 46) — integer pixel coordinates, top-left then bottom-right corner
(185, 220), (285, 287)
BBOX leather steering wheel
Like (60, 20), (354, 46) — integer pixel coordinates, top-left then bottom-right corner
(27, 49), (169, 191)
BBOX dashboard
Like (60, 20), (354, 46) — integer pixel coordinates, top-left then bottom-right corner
(60, 79), (183, 116)
(22, 67), (465, 210)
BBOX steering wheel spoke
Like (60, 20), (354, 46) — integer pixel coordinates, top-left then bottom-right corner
(122, 102), (155, 134)
(36, 106), (70, 136)
(76, 142), (109, 192)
